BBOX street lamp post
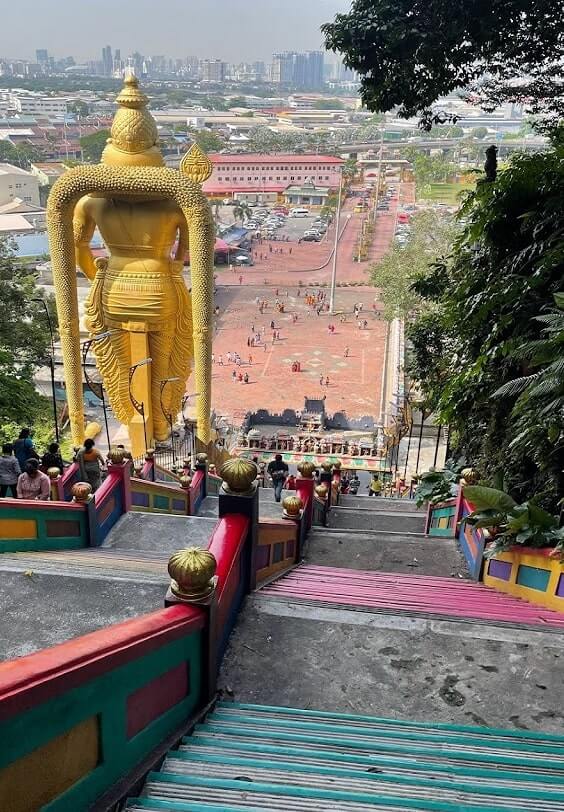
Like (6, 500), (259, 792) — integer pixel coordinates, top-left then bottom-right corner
(128, 358), (152, 457)
(81, 332), (117, 452)
(159, 377), (180, 467)
(329, 170), (344, 315)
(32, 297), (59, 443)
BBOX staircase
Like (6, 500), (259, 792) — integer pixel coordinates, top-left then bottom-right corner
(126, 700), (564, 811)
(260, 564), (564, 628)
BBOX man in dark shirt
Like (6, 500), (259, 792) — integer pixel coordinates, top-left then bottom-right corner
(267, 453), (289, 502)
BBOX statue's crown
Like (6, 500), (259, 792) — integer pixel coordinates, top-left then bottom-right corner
(102, 74), (164, 167)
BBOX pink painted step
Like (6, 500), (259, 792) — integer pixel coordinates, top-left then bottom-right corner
(260, 564), (564, 628)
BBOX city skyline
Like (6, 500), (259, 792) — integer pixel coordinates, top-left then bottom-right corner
(0, 0), (350, 64)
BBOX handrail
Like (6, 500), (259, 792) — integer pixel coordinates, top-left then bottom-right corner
(208, 514), (249, 600)
(0, 605), (204, 721)
(0, 497), (85, 513)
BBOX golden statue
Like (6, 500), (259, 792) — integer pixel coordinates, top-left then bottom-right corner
(47, 75), (215, 456)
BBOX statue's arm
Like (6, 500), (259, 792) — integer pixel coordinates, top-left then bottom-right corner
(73, 197), (98, 281)
(174, 216), (189, 262)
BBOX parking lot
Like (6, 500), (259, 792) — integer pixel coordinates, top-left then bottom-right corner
(218, 207), (332, 245)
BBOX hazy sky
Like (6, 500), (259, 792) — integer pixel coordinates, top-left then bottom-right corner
(0, 0), (351, 63)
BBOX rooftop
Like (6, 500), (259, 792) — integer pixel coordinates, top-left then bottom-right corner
(210, 153), (344, 165)
(0, 162), (34, 176)
(31, 162), (68, 176)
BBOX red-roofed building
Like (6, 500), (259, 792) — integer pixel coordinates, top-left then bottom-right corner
(203, 153), (344, 203)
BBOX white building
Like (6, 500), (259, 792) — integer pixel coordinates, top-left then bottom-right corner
(9, 93), (69, 116)
(0, 163), (40, 206)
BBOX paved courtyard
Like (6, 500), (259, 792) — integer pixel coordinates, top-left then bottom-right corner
(204, 183), (414, 424)
(210, 286), (387, 423)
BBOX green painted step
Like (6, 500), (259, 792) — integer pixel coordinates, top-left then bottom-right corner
(211, 703), (564, 753)
(164, 749), (564, 807)
(129, 702), (564, 812)
(216, 700), (564, 744)
(140, 770), (553, 811)
(180, 736), (564, 787)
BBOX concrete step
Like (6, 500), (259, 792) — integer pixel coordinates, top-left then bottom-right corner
(339, 495), (423, 513)
(328, 508), (425, 534)
(306, 529), (465, 577)
(102, 512), (217, 554)
(197, 495), (219, 518)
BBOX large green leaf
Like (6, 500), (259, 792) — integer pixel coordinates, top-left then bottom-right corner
(464, 485), (517, 512)
(527, 501), (558, 530)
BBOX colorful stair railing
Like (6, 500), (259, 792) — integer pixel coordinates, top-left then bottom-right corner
(0, 495), (261, 811)
(0, 458), (216, 555)
(0, 605), (205, 812)
(425, 491), (486, 581)
(484, 546), (564, 613)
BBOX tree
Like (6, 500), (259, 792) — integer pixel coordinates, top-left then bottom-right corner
(0, 140), (43, 169)
(313, 98), (345, 110)
(80, 129), (110, 163)
(401, 148), (457, 189)
(68, 100), (89, 119)
(369, 211), (458, 320)
(233, 202), (251, 224)
(407, 142), (564, 510)
(188, 129), (226, 154)
(322, 0), (564, 130)
(471, 127), (489, 140)
(0, 237), (55, 431)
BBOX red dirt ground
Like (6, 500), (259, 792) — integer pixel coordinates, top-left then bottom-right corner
(203, 183), (415, 424)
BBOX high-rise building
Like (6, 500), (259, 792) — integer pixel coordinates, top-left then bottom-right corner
(102, 45), (113, 76)
(271, 52), (295, 84)
(113, 48), (122, 76)
(36, 49), (48, 65)
(271, 51), (325, 89)
(304, 51), (324, 90)
(200, 59), (226, 83)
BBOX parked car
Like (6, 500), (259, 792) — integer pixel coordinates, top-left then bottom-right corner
(312, 221), (327, 232)
(302, 233), (320, 242)
(290, 207), (309, 217)
(234, 254), (254, 266)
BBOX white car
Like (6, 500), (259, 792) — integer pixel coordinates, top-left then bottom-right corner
(290, 207), (309, 217)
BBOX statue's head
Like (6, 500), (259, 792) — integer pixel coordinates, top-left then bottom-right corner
(102, 74), (164, 168)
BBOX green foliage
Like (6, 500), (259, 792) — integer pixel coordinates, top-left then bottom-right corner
(408, 145), (564, 511)
(188, 129), (226, 154)
(322, 0), (564, 130)
(233, 202), (251, 224)
(313, 98), (345, 110)
(401, 148), (457, 190)
(0, 237), (56, 432)
(494, 293), (564, 416)
(68, 100), (89, 118)
(471, 127), (489, 140)
(0, 140), (44, 169)
(464, 485), (564, 558)
(414, 466), (460, 507)
(369, 210), (458, 320)
(79, 129), (110, 163)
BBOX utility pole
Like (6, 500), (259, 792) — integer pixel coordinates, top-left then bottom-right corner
(329, 169), (343, 315)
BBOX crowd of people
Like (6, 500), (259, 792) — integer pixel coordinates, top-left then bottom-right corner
(0, 427), (115, 501)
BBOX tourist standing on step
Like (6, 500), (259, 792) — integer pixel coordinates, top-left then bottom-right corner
(0, 444), (20, 498)
(368, 474), (382, 497)
(267, 453), (289, 502)
(76, 439), (105, 492)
